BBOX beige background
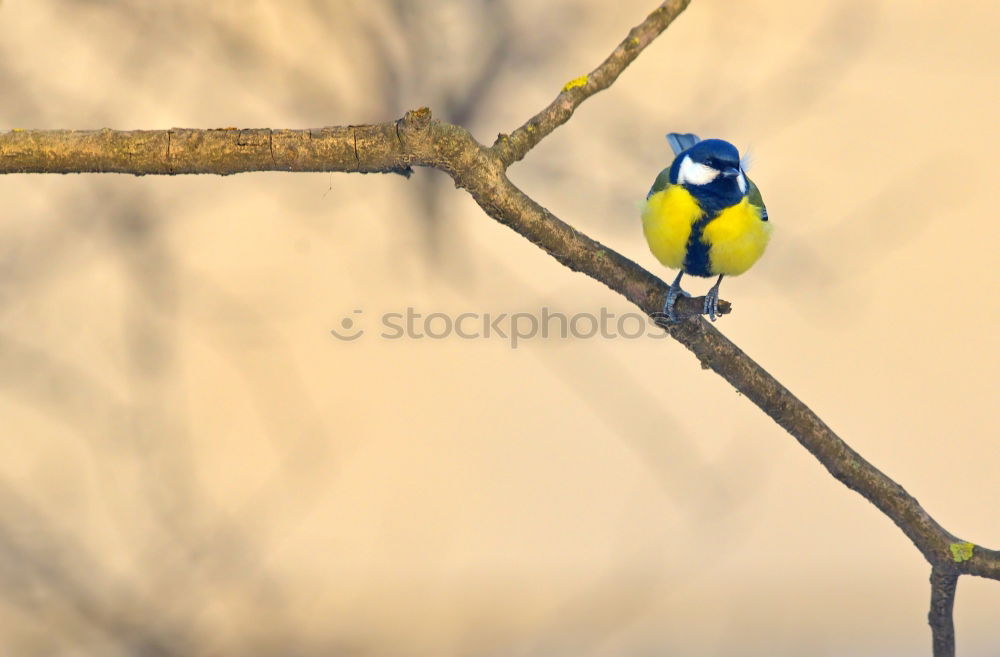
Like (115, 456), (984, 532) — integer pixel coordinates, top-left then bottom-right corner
(0, 0), (997, 655)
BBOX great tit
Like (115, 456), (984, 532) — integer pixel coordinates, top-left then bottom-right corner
(642, 133), (770, 321)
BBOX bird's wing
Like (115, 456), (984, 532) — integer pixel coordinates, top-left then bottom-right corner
(747, 177), (768, 221)
(646, 167), (673, 199)
(666, 132), (701, 156)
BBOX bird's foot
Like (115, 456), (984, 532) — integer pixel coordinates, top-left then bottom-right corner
(659, 273), (690, 324)
(703, 283), (721, 321)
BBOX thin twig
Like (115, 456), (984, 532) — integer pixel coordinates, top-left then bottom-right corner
(491, 0), (691, 166)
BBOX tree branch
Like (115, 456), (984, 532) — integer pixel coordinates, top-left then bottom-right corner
(1, 1), (996, 653)
(0, 125), (413, 176)
(929, 567), (958, 657)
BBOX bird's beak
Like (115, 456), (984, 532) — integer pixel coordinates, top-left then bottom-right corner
(722, 167), (740, 178)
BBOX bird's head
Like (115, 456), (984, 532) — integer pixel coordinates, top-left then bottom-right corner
(669, 138), (748, 210)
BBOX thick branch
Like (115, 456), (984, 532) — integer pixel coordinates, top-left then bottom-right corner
(0, 125), (414, 176)
(929, 567), (958, 657)
(491, 0), (692, 165)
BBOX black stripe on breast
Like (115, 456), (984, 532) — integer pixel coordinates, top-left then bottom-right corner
(683, 211), (713, 278)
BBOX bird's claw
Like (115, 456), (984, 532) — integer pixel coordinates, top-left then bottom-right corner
(703, 286), (720, 321)
(661, 288), (681, 323)
(658, 272), (690, 324)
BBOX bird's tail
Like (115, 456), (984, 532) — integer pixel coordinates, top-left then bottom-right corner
(666, 132), (701, 156)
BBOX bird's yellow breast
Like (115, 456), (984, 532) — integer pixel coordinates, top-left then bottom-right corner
(642, 185), (771, 277)
(641, 185), (701, 270)
(703, 197), (772, 276)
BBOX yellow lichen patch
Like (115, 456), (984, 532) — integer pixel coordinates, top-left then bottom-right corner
(409, 107), (431, 121)
(562, 75), (588, 92)
(950, 541), (974, 562)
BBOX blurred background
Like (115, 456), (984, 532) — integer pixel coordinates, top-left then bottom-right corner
(0, 0), (998, 655)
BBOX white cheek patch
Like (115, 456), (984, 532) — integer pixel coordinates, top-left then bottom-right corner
(737, 171), (748, 194)
(677, 155), (719, 186)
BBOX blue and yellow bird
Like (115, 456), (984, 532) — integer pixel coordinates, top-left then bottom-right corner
(642, 133), (771, 321)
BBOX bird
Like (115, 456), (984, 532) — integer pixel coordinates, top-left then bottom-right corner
(641, 133), (771, 322)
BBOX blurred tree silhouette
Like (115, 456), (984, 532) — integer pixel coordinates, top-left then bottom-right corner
(0, 2), (997, 657)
